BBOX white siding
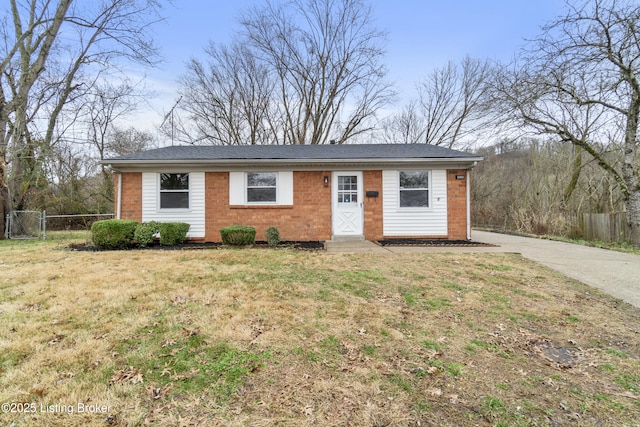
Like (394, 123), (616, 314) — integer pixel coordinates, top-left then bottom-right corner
(382, 169), (448, 236)
(229, 172), (244, 205)
(229, 171), (293, 205)
(141, 172), (205, 238)
(279, 171), (294, 205)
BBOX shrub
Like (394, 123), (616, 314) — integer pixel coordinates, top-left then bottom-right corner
(220, 225), (256, 246)
(158, 222), (191, 246)
(91, 219), (139, 250)
(265, 226), (280, 246)
(134, 221), (159, 247)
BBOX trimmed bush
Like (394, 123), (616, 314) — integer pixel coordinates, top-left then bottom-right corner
(265, 226), (280, 246)
(220, 225), (256, 246)
(134, 221), (159, 247)
(91, 219), (139, 250)
(158, 222), (191, 246)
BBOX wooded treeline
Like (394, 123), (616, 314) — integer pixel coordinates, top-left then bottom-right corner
(472, 138), (627, 239)
(1, 0), (639, 244)
(0, 0), (162, 233)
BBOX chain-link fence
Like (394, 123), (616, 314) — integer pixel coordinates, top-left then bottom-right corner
(4, 210), (45, 239)
(4, 211), (114, 239)
(45, 213), (114, 232)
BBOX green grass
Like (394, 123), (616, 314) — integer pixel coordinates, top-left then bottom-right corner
(115, 330), (270, 403)
(545, 235), (640, 255)
(421, 340), (441, 352)
(615, 373), (640, 392)
(606, 348), (629, 359)
(1, 236), (639, 426)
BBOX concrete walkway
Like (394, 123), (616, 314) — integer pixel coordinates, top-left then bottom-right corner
(324, 231), (640, 308)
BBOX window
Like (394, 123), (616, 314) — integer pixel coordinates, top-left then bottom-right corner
(247, 172), (277, 203)
(160, 173), (189, 209)
(399, 171), (429, 208)
(337, 175), (358, 203)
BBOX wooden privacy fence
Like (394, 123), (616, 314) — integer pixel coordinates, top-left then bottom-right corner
(577, 212), (629, 243)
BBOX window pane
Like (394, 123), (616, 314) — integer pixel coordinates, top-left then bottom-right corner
(400, 171), (428, 189)
(338, 191), (358, 204)
(247, 188), (277, 202)
(160, 192), (189, 209)
(247, 172), (276, 187)
(160, 173), (189, 190)
(400, 190), (429, 207)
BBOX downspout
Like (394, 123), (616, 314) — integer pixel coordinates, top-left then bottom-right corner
(116, 172), (122, 219)
(466, 167), (472, 240)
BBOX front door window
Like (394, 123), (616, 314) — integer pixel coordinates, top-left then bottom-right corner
(337, 175), (358, 204)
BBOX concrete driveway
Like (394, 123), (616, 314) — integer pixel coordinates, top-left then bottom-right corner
(325, 231), (640, 308)
(471, 230), (640, 309)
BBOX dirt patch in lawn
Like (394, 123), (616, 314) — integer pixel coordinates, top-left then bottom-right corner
(0, 239), (638, 426)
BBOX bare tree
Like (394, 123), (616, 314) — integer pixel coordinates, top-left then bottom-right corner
(107, 127), (155, 157)
(380, 101), (425, 144)
(80, 79), (155, 209)
(178, 41), (276, 145)
(419, 57), (494, 148)
(492, 0), (640, 244)
(179, 0), (393, 146)
(84, 81), (137, 161)
(0, 0), (165, 236)
(382, 57), (494, 148)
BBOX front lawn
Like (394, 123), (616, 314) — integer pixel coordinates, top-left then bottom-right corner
(1, 237), (639, 426)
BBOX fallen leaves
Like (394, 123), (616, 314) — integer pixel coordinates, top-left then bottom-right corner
(47, 334), (65, 346)
(110, 367), (143, 385)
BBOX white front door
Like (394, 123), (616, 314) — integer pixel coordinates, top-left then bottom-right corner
(332, 172), (364, 238)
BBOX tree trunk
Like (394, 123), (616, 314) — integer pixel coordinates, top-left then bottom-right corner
(0, 160), (9, 240)
(626, 189), (640, 246)
(562, 146), (582, 210)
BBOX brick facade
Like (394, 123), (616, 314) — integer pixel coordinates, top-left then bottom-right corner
(363, 170), (383, 240)
(204, 171), (332, 242)
(117, 168), (471, 242)
(446, 169), (468, 240)
(116, 172), (142, 221)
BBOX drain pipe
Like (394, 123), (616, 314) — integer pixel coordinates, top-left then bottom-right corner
(116, 172), (122, 219)
(466, 169), (471, 240)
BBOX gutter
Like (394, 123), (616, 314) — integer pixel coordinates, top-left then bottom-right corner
(467, 169), (471, 240)
(116, 172), (122, 219)
(103, 156), (484, 170)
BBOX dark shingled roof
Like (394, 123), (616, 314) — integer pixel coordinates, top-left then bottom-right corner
(106, 144), (480, 163)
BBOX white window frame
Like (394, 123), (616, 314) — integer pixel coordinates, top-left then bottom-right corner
(158, 173), (190, 211)
(246, 172), (278, 204)
(398, 170), (431, 209)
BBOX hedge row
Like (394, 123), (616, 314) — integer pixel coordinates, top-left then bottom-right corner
(91, 220), (190, 250)
(91, 220), (281, 249)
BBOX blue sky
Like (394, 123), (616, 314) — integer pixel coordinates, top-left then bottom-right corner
(135, 0), (568, 133)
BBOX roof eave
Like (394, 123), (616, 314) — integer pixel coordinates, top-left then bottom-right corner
(103, 156), (484, 169)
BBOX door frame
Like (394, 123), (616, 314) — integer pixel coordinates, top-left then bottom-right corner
(332, 171), (364, 239)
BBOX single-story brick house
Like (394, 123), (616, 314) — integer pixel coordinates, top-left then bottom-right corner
(104, 144), (482, 242)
